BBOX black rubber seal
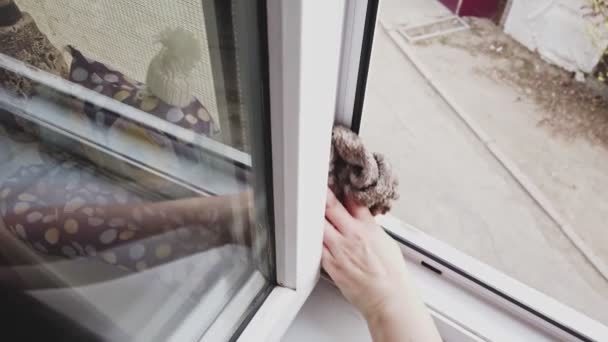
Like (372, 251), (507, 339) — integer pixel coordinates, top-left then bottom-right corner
(350, 0), (379, 134)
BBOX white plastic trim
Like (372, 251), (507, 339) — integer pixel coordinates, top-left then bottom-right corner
(335, 0), (369, 127)
(236, 0), (347, 340)
(427, 307), (487, 342)
(267, 0), (345, 290)
(378, 214), (608, 342)
(198, 272), (268, 342)
(146, 264), (260, 342)
(237, 282), (316, 342)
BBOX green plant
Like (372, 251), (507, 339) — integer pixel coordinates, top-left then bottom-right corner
(584, 0), (608, 81)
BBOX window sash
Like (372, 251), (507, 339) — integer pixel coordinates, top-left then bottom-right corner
(380, 215), (608, 341)
(233, 0), (347, 340)
(263, 0), (344, 291)
(335, 0), (379, 132)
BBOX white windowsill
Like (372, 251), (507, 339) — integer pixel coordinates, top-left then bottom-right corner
(282, 266), (552, 342)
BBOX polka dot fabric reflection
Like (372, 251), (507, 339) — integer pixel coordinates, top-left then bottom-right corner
(0, 161), (222, 271)
(1, 162), (139, 265)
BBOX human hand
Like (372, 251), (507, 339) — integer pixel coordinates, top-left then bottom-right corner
(322, 189), (411, 320)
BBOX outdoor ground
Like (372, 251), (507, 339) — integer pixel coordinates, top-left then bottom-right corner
(361, 0), (608, 324)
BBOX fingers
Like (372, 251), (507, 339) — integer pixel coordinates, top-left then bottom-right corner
(326, 189), (356, 234)
(322, 221), (341, 279)
(321, 245), (337, 275)
(344, 196), (374, 223)
(323, 219), (342, 252)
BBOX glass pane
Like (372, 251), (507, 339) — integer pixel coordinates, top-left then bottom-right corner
(0, 0), (273, 341)
(360, 0), (608, 326)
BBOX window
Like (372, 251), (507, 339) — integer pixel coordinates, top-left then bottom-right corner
(0, 0), (275, 340)
(339, 0), (608, 341)
(7, 0), (597, 341)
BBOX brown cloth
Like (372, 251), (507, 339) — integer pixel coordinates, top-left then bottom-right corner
(329, 126), (399, 215)
(0, 5), (68, 97)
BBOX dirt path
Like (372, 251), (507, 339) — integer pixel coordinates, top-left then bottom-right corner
(404, 16), (608, 267)
(442, 18), (608, 151)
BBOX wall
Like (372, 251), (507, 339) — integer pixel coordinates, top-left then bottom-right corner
(440, 0), (502, 19)
(504, 0), (608, 73)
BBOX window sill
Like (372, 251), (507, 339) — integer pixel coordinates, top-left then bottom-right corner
(378, 214), (608, 341)
(282, 268), (551, 342)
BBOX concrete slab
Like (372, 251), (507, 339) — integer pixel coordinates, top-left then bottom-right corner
(378, 0), (452, 27)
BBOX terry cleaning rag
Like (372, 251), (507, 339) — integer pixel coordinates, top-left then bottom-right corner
(329, 126), (399, 215)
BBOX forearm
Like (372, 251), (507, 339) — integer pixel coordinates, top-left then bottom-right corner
(101, 192), (249, 233)
(2, 192), (253, 265)
(365, 273), (442, 342)
(3, 192), (250, 241)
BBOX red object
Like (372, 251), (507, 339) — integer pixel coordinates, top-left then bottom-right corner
(439, 0), (501, 18)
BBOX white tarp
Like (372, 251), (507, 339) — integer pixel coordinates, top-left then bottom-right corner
(504, 0), (608, 73)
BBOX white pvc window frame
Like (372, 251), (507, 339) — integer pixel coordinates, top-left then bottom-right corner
(335, 0), (369, 127)
(379, 215), (608, 342)
(234, 0), (347, 340)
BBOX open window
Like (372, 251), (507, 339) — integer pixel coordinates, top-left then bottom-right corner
(338, 0), (608, 341)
